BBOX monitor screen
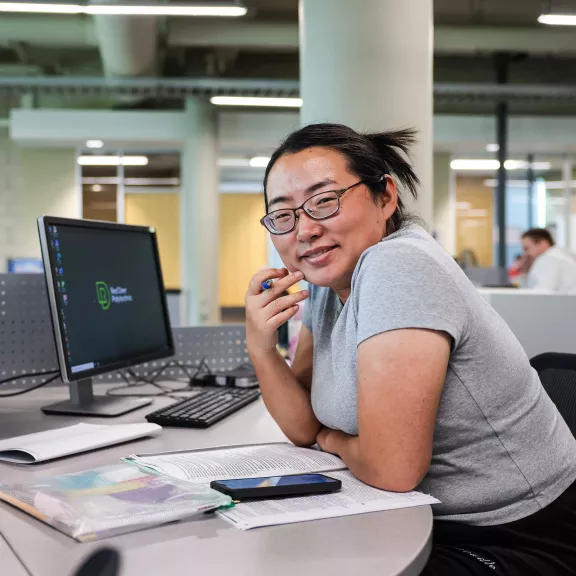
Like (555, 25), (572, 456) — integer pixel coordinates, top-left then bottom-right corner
(38, 217), (174, 382)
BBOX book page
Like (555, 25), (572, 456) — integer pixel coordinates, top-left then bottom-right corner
(0, 423), (161, 464)
(125, 443), (346, 484)
(217, 470), (439, 530)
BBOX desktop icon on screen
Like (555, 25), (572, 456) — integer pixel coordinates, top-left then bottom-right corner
(96, 281), (111, 311)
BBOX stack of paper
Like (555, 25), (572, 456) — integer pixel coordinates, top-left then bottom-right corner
(125, 443), (439, 530)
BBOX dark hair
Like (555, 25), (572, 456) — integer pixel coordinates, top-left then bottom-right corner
(522, 228), (555, 246)
(263, 123), (420, 235)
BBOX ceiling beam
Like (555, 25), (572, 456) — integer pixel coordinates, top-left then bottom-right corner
(1, 16), (576, 56)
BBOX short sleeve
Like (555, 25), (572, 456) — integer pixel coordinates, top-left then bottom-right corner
(353, 245), (467, 348)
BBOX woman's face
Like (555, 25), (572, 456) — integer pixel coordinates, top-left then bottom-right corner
(266, 147), (398, 298)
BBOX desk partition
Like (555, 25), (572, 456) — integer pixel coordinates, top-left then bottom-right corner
(0, 273), (249, 393)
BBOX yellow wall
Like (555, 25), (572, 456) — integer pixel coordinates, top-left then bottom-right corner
(125, 192), (268, 305)
(455, 176), (493, 267)
(125, 193), (181, 290)
(219, 194), (268, 307)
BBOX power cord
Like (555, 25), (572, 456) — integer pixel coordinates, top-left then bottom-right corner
(0, 370), (59, 387)
(0, 374), (60, 397)
(105, 358), (213, 400)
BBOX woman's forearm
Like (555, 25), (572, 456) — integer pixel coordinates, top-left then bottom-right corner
(321, 430), (418, 492)
(250, 348), (322, 446)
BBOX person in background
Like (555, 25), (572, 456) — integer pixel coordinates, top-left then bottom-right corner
(521, 228), (576, 292)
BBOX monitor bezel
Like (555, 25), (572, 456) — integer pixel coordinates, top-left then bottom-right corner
(38, 215), (175, 384)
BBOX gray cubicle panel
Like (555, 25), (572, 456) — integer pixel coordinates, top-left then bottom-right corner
(0, 273), (249, 391)
(478, 288), (576, 358)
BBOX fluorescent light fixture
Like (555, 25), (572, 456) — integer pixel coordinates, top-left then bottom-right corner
(538, 14), (576, 25)
(218, 158), (251, 167)
(503, 160), (552, 170)
(210, 96), (303, 108)
(249, 156), (271, 168)
(0, 3), (80, 13)
(450, 159), (500, 170)
(0, 3), (247, 16)
(77, 155), (148, 166)
(451, 159), (552, 171)
(85, 139), (104, 149)
(485, 143), (499, 152)
(91, 184), (102, 192)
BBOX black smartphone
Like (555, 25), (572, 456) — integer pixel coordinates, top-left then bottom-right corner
(210, 473), (342, 500)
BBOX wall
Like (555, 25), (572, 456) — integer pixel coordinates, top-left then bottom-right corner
(455, 176), (494, 267)
(0, 129), (77, 271)
(219, 194), (267, 307)
(432, 152), (455, 254)
(125, 192), (181, 290)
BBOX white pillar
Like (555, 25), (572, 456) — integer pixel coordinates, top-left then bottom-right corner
(299, 0), (433, 224)
(180, 98), (220, 325)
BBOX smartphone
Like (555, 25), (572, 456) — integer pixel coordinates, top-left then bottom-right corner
(210, 473), (342, 500)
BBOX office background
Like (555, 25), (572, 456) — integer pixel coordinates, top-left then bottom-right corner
(1, 0), (576, 325)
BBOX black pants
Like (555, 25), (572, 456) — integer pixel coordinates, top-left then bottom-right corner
(422, 481), (576, 575)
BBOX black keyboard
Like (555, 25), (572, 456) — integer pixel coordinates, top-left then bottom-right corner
(145, 387), (261, 428)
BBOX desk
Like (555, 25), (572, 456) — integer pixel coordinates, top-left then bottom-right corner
(0, 385), (433, 576)
(0, 530), (28, 576)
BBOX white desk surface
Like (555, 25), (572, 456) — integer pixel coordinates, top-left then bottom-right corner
(0, 530), (28, 576)
(0, 385), (432, 576)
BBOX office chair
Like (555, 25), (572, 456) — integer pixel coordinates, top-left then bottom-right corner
(530, 353), (576, 438)
(72, 548), (121, 576)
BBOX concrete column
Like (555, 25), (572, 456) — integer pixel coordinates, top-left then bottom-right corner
(299, 0), (433, 224)
(180, 98), (220, 325)
(433, 152), (456, 255)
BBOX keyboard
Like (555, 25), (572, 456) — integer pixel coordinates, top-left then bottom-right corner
(145, 387), (261, 428)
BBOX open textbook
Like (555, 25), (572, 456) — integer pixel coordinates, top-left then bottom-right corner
(125, 443), (440, 530)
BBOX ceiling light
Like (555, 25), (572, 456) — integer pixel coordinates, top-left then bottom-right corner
(218, 158), (251, 167)
(485, 143), (499, 152)
(91, 184), (102, 192)
(77, 155), (148, 166)
(538, 14), (576, 25)
(450, 159), (500, 170)
(210, 96), (303, 108)
(86, 4), (247, 16)
(249, 156), (271, 168)
(451, 159), (551, 171)
(0, 2), (247, 16)
(0, 2), (80, 13)
(86, 139), (104, 149)
(504, 160), (552, 170)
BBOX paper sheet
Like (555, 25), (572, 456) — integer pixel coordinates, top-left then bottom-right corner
(0, 423), (162, 464)
(218, 470), (439, 530)
(125, 443), (346, 484)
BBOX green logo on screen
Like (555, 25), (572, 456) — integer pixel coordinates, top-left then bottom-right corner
(96, 281), (111, 311)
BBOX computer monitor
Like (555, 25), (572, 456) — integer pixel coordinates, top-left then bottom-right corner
(37, 216), (174, 416)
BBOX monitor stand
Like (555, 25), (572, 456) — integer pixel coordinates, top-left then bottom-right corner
(42, 378), (152, 417)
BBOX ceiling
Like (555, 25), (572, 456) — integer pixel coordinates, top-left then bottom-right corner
(0, 0), (576, 114)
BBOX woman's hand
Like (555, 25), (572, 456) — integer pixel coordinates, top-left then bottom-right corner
(245, 268), (309, 356)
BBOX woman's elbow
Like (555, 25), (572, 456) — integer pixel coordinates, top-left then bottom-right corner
(363, 461), (427, 493)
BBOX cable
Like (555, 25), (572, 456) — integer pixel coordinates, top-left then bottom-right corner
(0, 374), (59, 397)
(0, 370), (59, 387)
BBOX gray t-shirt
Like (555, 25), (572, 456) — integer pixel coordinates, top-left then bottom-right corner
(303, 224), (576, 526)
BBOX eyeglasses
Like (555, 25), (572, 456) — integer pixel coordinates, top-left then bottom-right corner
(260, 180), (365, 235)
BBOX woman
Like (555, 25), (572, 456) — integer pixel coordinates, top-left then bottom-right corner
(244, 123), (576, 575)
